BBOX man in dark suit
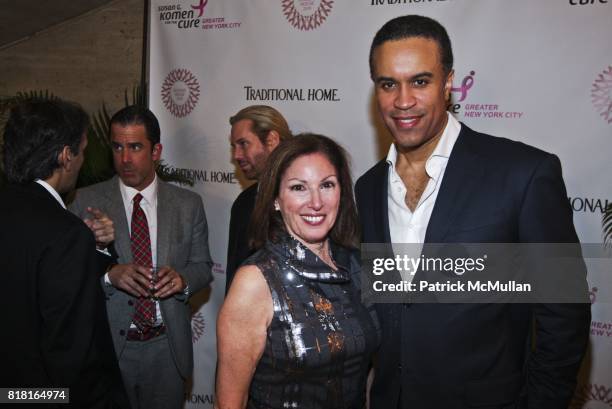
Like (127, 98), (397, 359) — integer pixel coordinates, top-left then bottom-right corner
(0, 99), (128, 408)
(355, 15), (590, 409)
(70, 106), (213, 409)
(226, 105), (291, 293)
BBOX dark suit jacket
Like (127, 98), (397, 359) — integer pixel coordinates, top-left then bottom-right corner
(225, 182), (257, 294)
(0, 183), (129, 409)
(355, 124), (590, 409)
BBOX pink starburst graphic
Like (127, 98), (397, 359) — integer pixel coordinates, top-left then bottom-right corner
(570, 383), (612, 408)
(161, 69), (200, 118)
(191, 311), (206, 343)
(282, 0), (334, 31)
(591, 65), (612, 124)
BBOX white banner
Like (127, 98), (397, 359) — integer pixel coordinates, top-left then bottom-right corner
(149, 0), (612, 407)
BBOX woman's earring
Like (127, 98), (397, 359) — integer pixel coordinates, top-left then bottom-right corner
(274, 201), (280, 211)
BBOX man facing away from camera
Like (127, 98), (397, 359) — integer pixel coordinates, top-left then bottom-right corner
(0, 99), (129, 409)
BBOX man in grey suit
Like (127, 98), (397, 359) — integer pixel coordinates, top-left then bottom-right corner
(70, 105), (213, 409)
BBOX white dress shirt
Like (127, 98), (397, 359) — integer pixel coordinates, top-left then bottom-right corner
(119, 176), (159, 267)
(387, 113), (461, 279)
(116, 175), (163, 325)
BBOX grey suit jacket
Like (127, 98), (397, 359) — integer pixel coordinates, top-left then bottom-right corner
(69, 175), (213, 379)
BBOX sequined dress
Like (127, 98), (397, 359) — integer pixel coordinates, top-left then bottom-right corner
(245, 234), (381, 409)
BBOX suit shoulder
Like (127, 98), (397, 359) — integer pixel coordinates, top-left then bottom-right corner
(73, 177), (115, 200)
(162, 181), (203, 204)
(1, 186), (92, 243)
(356, 159), (388, 191)
(464, 126), (555, 163)
(231, 183), (257, 209)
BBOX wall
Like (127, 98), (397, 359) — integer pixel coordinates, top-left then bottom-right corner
(0, 0), (144, 115)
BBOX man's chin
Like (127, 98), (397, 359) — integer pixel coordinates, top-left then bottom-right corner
(241, 170), (258, 180)
(118, 174), (139, 187)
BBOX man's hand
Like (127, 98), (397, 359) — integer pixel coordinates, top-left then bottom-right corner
(107, 264), (153, 297)
(83, 207), (114, 249)
(153, 266), (187, 299)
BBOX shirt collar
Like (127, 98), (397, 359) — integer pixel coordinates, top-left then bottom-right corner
(35, 179), (66, 209)
(119, 174), (158, 207)
(386, 112), (461, 179)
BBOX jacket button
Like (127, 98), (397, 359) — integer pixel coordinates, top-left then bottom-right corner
(128, 300), (133, 306)
(119, 330), (125, 336)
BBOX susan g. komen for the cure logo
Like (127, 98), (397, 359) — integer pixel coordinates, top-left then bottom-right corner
(282, 0), (334, 31)
(191, 0), (207, 17)
(451, 70), (475, 102)
(161, 68), (200, 118)
(591, 65), (612, 124)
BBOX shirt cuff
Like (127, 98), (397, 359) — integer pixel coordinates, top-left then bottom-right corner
(96, 247), (111, 257)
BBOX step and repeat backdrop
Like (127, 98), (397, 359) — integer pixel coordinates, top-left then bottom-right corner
(148, 0), (612, 407)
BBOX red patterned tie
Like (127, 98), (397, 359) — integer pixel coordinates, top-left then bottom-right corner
(130, 193), (155, 330)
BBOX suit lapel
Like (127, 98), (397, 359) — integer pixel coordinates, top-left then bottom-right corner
(107, 176), (133, 262)
(425, 125), (483, 243)
(380, 167), (392, 244)
(372, 161), (392, 244)
(156, 181), (172, 267)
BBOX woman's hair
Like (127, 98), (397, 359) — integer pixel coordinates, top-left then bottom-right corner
(249, 133), (359, 250)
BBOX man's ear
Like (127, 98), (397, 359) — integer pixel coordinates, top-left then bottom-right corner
(58, 146), (72, 170)
(152, 143), (163, 161)
(265, 130), (280, 151)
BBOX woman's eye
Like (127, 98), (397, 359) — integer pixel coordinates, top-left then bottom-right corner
(290, 184), (305, 191)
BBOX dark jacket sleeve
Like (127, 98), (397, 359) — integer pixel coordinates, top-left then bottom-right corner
(38, 222), (123, 408)
(517, 154), (590, 408)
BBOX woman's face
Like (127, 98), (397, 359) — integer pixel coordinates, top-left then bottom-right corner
(276, 152), (341, 248)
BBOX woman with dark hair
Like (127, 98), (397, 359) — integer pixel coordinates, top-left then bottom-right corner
(215, 133), (380, 409)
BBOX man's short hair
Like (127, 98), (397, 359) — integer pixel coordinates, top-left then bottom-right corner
(3, 99), (88, 184)
(229, 105), (292, 144)
(110, 105), (161, 147)
(369, 14), (454, 79)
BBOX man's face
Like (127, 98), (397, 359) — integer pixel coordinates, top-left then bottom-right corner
(372, 37), (453, 152)
(111, 123), (161, 191)
(230, 119), (271, 180)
